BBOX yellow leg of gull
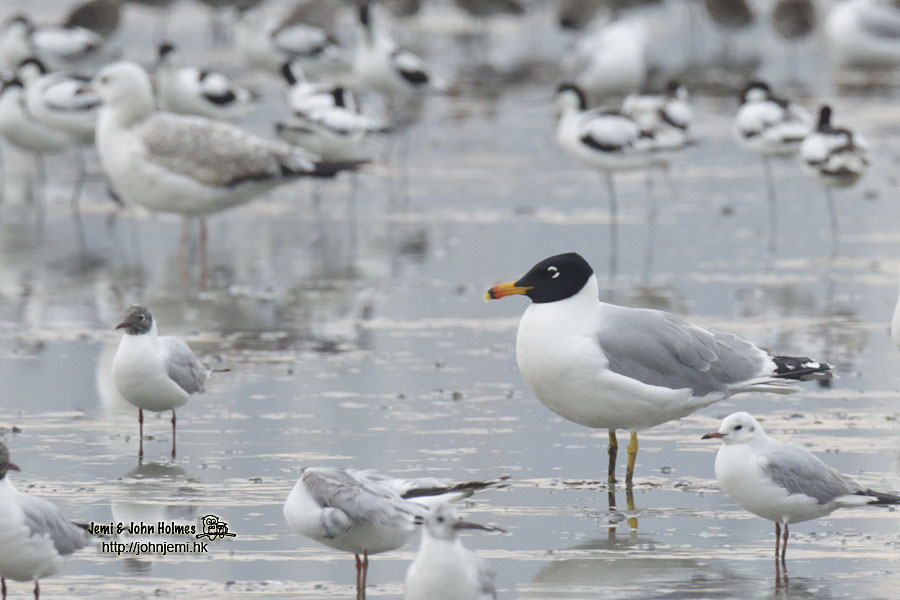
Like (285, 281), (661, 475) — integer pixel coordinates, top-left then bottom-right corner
(625, 432), (638, 485)
(607, 430), (618, 484)
(626, 485), (638, 531)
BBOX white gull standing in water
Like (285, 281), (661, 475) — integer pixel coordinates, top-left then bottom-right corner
(733, 81), (811, 253)
(799, 105), (869, 248)
(283, 467), (506, 600)
(91, 61), (363, 255)
(486, 252), (833, 485)
(405, 503), (500, 600)
(0, 441), (90, 600)
(112, 305), (210, 459)
(703, 412), (900, 562)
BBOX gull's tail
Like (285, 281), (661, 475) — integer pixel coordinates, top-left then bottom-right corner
(855, 488), (900, 506)
(771, 356), (833, 381)
(402, 475), (511, 503)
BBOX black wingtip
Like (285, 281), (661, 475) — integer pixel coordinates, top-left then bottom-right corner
(401, 475), (511, 500)
(771, 356), (833, 381)
(857, 489), (900, 505)
(309, 159), (370, 178)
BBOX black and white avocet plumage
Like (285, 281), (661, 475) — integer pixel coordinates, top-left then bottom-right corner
(622, 80), (692, 140)
(555, 83), (688, 277)
(277, 61), (384, 160)
(800, 105), (869, 242)
(0, 14), (103, 72)
(734, 81), (812, 252)
(734, 81), (811, 157)
(156, 42), (256, 122)
(17, 58), (98, 141)
(235, 5), (344, 76)
(354, 1), (435, 100)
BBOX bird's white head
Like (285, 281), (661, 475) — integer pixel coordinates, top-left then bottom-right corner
(702, 412), (765, 445)
(422, 504), (498, 542)
(92, 61), (155, 124)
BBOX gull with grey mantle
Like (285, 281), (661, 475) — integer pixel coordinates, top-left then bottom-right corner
(0, 441), (90, 600)
(703, 412), (900, 561)
(112, 305), (210, 459)
(284, 467), (506, 600)
(486, 252), (832, 485)
(91, 61), (363, 242)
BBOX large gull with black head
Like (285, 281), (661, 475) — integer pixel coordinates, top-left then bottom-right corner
(486, 252), (832, 484)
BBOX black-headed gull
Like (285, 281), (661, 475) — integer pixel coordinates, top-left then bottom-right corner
(405, 503), (500, 600)
(112, 305), (211, 459)
(702, 412), (900, 561)
(734, 81), (811, 252)
(486, 252), (832, 485)
(0, 441), (90, 600)
(799, 105), (869, 244)
(283, 467), (506, 600)
(155, 42), (256, 122)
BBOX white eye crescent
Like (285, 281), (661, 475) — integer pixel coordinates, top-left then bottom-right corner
(547, 266), (559, 279)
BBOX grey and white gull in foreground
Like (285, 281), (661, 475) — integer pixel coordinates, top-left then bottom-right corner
(283, 467), (507, 600)
(486, 252), (832, 485)
(92, 61), (363, 243)
(702, 412), (900, 561)
(405, 503), (500, 600)
(0, 441), (90, 600)
(112, 305), (210, 459)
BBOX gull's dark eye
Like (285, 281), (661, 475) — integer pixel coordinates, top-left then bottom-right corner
(547, 266), (559, 279)
(437, 516), (444, 523)
(734, 425), (743, 431)
(100, 76), (110, 85)
(137, 315), (145, 321)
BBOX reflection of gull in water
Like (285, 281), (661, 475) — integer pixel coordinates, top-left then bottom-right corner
(110, 462), (202, 574)
(521, 534), (743, 599)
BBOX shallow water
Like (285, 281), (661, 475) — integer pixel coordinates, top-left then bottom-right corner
(2, 1), (900, 599)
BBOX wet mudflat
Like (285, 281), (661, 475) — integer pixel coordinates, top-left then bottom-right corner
(2, 1), (900, 599)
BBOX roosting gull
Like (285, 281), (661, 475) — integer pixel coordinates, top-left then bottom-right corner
(486, 252), (832, 485)
(283, 467), (507, 600)
(0, 441), (90, 600)
(703, 412), (900, 561)
(405, 503), (500, 600)
(112, 305), (210, 459)
(91, 61), (363, 252)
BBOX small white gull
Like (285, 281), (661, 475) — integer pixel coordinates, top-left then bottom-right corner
(283, 467), (506, 600)
(799, 105), (869, 243)
(156, 42), (256, 122)
(486, 252), (832, 485)
(0, 441), (90, 600)
(703, 412), (900, 561)
(112, 305), (211, 459)
(405, 503), (500, 600)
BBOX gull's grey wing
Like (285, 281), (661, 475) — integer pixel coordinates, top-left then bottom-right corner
(302, 468), (425, 528)
(477, 556), (497, 600)
(19, 493), (90, 556)
(138, 113), (316, 187)
(760, 442), (861, 504)
(596, 304), (770, 396)
(856, 2), (900, 39)
(160, 336), (209, 395)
